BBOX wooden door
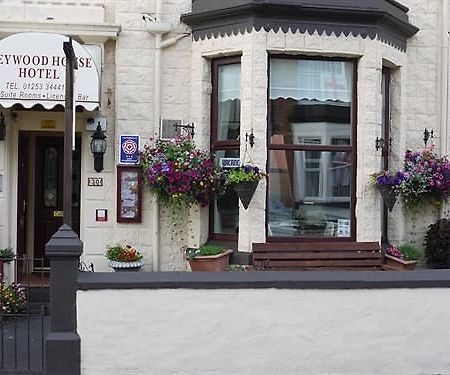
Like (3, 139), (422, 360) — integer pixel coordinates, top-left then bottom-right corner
(33, 135), (81, 267)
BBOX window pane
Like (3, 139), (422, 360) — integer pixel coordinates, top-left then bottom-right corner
(268, 150), (351, 238)
(269, 59), (353, 145)
(218, 64), (241, 141)
(213, 149), (240, 234)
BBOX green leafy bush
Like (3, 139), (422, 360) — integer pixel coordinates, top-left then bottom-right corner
(105, 244), (142, 262)
(398, 244), (422, 261)
(0, 248), (14, 262)
(186, 245), (226, 259)
(424, 219), (450, 268)
(225, 164), (267, 185)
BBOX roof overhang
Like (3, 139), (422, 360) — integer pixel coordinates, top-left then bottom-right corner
(0, 20), (121, 44)
(182, 0), (419, 51)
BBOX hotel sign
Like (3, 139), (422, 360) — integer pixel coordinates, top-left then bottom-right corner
(0, 32), (101, 110)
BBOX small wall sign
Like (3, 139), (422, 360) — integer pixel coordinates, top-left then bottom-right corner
(87, 177), (103, 187)
(119, 135), (140, 164)
(96, 209), (108, 222)
(220, 158), (241, 169)
(41, 119), (56, 129)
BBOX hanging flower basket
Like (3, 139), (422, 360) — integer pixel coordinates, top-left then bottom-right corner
(377, 185), (399, 212)
(234, 180), (259, 209)
(225, 164), (267, 210)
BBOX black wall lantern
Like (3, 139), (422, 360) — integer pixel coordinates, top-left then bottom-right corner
(0, 112), (5, 141)
(90, 122), (107, 172)
(423, 128), (434, 147)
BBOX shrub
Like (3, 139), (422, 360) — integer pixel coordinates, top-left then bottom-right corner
(424, 219), (450, 268)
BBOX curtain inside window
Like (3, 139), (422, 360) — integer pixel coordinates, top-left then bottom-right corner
(270, 59), (353, 102)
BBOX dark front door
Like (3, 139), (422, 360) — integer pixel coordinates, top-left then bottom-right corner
(34, 135), (81, 268)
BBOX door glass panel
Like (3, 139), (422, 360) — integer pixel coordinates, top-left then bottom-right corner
(213, 149), (240, 234)
(268, 150), (351, 238)
(217, 64), (241, 141)
(43, 147), (58, 208)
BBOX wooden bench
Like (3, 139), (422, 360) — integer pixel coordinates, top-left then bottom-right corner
(252, 242), (382, 271)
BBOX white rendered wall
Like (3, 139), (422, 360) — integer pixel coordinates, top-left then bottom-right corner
(78, 287), (450, 374)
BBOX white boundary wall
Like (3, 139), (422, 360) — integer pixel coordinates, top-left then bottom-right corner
(78, 288), (450, 374)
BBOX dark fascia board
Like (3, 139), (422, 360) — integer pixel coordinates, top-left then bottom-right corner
(79, 270), (450, 290)
(182, 0), (419, 51)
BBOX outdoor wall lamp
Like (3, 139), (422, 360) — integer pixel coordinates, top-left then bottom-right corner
(423, 128), (434, 146)
(246, 128), (255, 148)
(375, 136), (385, 151)
(90, 123), (107, 172)
(0, 112), (5, 141)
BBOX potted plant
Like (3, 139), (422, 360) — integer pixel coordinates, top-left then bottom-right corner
(369, 170), (406, 211)
(105, 244), (144, 271)
(0, 282), (26, 315)
(225, 164), (267, 209)
(384, 244), (422, 270)
(185, 245), (233, 272)
(0, 248), (14, 282)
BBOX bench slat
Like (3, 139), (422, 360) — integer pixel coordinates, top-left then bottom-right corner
(253, 251), (381, 260)
(252, 242), (380, 252)
(254, 259), (382, 267)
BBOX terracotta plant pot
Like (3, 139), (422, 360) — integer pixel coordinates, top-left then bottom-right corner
(384, 254), (418, 271)
(377, 185), (398, 212)
(187, 249), (233, 272)
(234, 181), (259, 209)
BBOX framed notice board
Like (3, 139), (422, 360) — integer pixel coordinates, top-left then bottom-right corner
(117, 166), (142, 223)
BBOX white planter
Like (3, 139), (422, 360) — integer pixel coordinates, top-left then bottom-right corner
(109, 260), (144, 271)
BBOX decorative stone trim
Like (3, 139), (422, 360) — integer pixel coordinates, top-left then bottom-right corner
(181, 0), (419, 51)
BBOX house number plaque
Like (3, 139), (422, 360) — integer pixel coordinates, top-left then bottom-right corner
(87, 177), (103, 187)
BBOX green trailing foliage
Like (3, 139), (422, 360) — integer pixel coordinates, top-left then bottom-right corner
(0, 248), (14, 262)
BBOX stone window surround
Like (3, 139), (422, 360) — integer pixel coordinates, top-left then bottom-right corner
(181, 0), (419, 51)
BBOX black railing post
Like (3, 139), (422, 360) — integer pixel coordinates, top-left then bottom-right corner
(45, 224), (82, 375)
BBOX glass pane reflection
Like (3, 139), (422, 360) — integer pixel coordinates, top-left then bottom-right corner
(214, 149), (240, 234)
(218, 64), (241, 141)
(268, 150), (351, 238)
(269, 59), (353, 145)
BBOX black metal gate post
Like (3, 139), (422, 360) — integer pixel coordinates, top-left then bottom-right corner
(45, 224), (82, 375)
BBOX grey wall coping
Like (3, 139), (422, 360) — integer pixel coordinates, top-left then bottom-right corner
(78, 270), (450, 290)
